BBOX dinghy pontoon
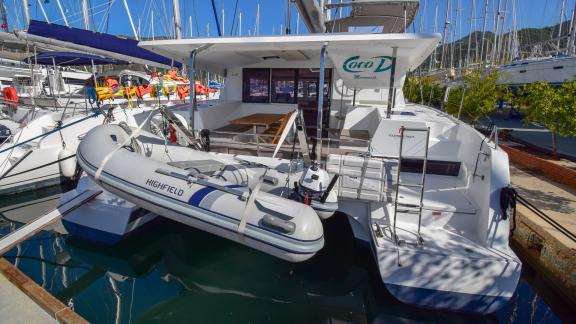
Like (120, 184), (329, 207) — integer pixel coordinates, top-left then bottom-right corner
(77, 124), (324, 262)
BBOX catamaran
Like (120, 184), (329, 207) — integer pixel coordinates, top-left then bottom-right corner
(61, 29), (521, 314)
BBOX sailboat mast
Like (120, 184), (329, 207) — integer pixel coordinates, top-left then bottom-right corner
(189, 15), (193, 37)
(440, 0), (451, 69)
(151, 11), (155, 40)
(498, 0), (509, 64)
(222, 8), (225, 35)
(569, 3), (576, 55)
(492, 0), (502, 65)
(296, 12), (300, 34)
(511, 0), (519, 60)
(467, 0), (476, 65)
(256, 2), (260, 36)
(557, 0), (566, 52)
(82, 0), (90, 30)
(429, 1), (439, 72)
(0, 0), (8, 31)
(22, 0), (30, 28)
(286, 0), (292, 34)
(239, 12), (242, 36)
(479, 0), (488, 63)
(173, 0), (182, 39)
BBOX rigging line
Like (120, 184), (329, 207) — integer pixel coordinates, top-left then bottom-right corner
(105, 0), (114, 33)
(210, 0), (222, 36)
(141, 0), (152, 39)
(230, 0), (239, 36)
(144, 0), (156, 38)
(192, 0), (200, 36)
(88, 0), (95, 31)
(65, 5), (115, 27)
(159, 0), (172, 38)
(136, 0), (151, 39)
(62, 0), (111, 20)
(96, 0), (114, 33)
(49, 1), (110, 26)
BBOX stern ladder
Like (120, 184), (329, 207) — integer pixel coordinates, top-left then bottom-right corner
(392, 126), (430, 247)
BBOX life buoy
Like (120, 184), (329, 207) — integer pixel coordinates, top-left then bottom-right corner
(105, 77), (119, 88)
(3, 86), (18, 107)
(177, 85), (190, 100)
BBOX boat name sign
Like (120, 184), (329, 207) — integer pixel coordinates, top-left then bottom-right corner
(146, 178), (185, 197)
(329, 50), (402, 89)
(343, 56), (393, 77)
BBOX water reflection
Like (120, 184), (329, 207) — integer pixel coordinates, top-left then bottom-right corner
(0, 186), (567, 323)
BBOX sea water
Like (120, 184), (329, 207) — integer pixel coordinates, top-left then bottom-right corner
(0, 186), (567, 323)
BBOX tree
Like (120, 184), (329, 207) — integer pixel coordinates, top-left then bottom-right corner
(403, 76), (444, 108)
(523, 81), (576, 159)
(443, 86), (466, 117)
(454, 70), (504, 125)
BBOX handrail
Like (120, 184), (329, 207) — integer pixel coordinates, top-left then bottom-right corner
(0, 111), (100, 154)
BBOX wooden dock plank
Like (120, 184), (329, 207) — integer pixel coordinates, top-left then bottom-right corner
(0, 190), (102, 256)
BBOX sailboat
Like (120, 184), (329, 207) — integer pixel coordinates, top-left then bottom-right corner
(499, 1), (576, 86)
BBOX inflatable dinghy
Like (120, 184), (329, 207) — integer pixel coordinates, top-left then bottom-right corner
(77, 124), (324, 262)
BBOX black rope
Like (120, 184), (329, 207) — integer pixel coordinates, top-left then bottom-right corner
(517, 194), (576, 243)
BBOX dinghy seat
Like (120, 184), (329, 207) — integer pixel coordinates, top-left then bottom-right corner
(168, 160), (225, 173)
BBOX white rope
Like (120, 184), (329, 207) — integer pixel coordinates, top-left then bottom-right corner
(94, 107), (158, 183)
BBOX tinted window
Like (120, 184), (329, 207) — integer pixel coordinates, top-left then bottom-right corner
(271, 69), (296, 103)
(242, 68), (270, 103)
(401, 159), (461, 176)
(64, 77), (89, 86)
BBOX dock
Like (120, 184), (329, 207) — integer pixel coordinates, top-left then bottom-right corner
(0, 190), (101, 323)
(505, 144), (576, 306)
(0, 258), (87, 323)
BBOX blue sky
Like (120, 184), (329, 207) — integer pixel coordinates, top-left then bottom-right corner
(5, 0), (576, 40)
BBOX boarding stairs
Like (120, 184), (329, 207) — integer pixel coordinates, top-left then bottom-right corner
(391, 126), (431, 247)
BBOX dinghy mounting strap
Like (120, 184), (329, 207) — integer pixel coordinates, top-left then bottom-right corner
(238, 181), (262, 236)
(155, 168), (248, 200)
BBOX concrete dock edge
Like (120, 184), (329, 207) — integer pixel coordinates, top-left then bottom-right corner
(511, 206), (576, 306)
(0, 258), (88, 324)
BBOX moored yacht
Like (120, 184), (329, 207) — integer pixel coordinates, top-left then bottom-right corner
(108, 32), (519, 313)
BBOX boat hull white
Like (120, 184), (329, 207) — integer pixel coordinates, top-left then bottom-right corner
(61, 175), (158, 245)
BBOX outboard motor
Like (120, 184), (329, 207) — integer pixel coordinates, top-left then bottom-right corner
(292, 161), (339, 220)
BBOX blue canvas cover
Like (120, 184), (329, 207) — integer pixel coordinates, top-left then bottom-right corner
(27, 20), (181, 68)
(23, 52), (123, 66)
